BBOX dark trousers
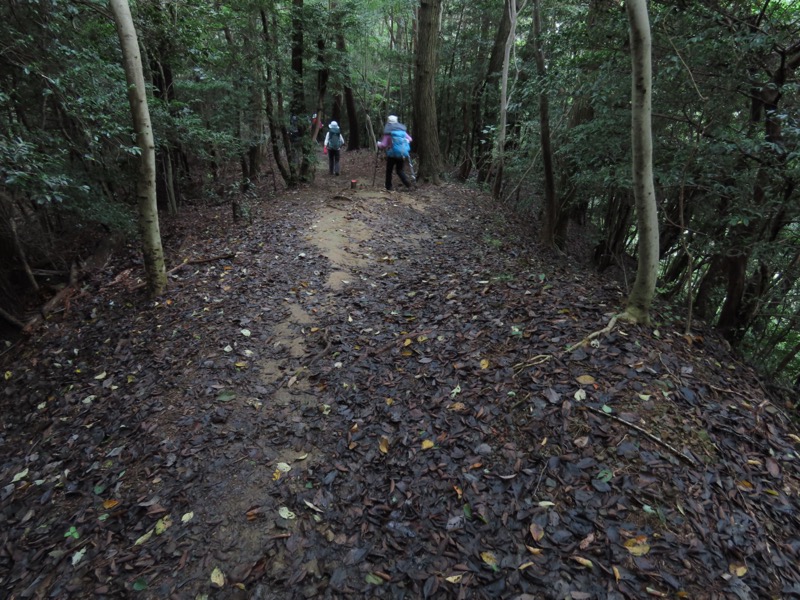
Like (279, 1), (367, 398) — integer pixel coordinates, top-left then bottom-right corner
(385, 157), (410, 190)
(328, 149), (340, 175)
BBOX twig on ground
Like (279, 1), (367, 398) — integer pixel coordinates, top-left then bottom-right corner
(584, 404), (698, 466)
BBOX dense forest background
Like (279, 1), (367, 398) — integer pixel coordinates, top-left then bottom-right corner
(0, 0), (798, 390)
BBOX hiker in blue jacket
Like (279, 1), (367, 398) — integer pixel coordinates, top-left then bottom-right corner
(324, 121), (345, 175)
(377, 115), (412, 191)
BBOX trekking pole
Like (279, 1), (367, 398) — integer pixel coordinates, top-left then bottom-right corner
(407, 156), (417, 186)
(372, 150), (379, 187)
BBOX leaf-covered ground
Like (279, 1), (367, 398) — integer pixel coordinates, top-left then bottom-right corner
(1, 151), (799, 600)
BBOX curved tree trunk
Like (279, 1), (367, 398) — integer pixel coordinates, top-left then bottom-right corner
(622, 0), (658, 325)
(110, 0), (167, 297)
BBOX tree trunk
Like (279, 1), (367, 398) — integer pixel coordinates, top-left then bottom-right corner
(110, 0), (167, 297)
(622, 0), (658, 325)
(532, 0), (559, 248)
(491, 0), (522, 199)
(413, 0), (444, 184)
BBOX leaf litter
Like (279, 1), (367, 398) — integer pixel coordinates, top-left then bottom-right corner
(0, 152), (798, 598)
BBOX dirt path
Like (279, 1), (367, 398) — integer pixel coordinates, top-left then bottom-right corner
(1, 149), (798, 599)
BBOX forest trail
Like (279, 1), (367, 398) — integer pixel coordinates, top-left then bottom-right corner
(1, 149), (799, 599)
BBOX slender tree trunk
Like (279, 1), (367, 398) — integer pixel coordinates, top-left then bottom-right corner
(532, 0), (559, 247)
(110, 0), (167, 297)
(413, 0), (444, 183)
(622, 0), (658, 325)
(491, 0), (522, 199)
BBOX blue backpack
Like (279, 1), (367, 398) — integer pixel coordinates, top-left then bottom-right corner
(327, 125), (342, 150)
(386, 129), (410, 158)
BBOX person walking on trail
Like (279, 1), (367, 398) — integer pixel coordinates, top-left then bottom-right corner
(324, 121), (345, 176)
(377, 115), (412, 191)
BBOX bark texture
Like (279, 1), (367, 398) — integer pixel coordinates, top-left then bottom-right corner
(623, 0), (658, 325)
(110, 0), (167, 297)
(413, 0), (444, 184)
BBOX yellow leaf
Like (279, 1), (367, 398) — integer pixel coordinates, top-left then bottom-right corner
(417, 335), (428, 342)
(155, 515), (172, 535)
(572, 556), (593, 568)
(453, 485), (463, 499)
(94, 372), (107, 380)
(404, 338), (412, 347)
(379, 436), (389, 454)
(235, 361), (248, 368)
(445, 574), (463, 583)
(272, 469), (281, 481)
(729, 562), (747, 577)
(519, 562), (535, 570)
(210, 566), (225, 588)
(576, 375), (595, 385)
(181, 512), (194, 523)
(525, 545), (543, 555)
(480, 551), (498, 568)
(448, 402), (467, 412)
(134, 529), (153, 546)
(480, 359), (490, 370)
(421, 440), (435, 450)
(529, 522), (545, 542)
(386, 398), (394, 406)
(613, 566), (621, 583)
(624, 536), (651, 556)
(103, 499), (120, 510)
(4, 371), (11, 380)
(764, 489), (780, 496)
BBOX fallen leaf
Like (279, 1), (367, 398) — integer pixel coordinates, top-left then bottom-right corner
(364, 573), (384, 585)
(210, 566), (225, 588)
(303, 499), (324, 513)
(154, 515), (172, 535)
(71, 548), (86, 566)
(624, 536), (651, 556)
(102, 499), (119, 510)
(729, 562), (747, 577)
(572, 556), (593, 568)
(421, 440), (435, 450)
(181, 512), (194, 523)
(480, 551), (498, 570)
(379, 436), (390, 454)
(529, 522), (545, 542)
(445, 574), (463, 583)
(275, 462), (292, 473)
(480, 359), (490, 369)
(134, 529), (153, 546)
(576, 375), (595, 385)
(278, 506), (296, 520)
(12, 468), (28, 483)
(525, 545), (543, 555)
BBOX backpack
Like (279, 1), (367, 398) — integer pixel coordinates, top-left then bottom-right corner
(327, 125), (342, 150)
(386, 129), (410, 158)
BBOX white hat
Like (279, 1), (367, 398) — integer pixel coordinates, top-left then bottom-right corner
(330, 121), (338, 127)
(387, 115), (398, 124)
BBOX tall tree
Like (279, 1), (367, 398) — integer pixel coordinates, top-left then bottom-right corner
(531, 0), (559, 247)
(622, 0), (658, 324)
(109, 0), (167, 297)
(413, 0), (444, 183)
(490, 0), (526, 200)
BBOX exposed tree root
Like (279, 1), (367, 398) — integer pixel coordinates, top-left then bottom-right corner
(130, 253), (236, 291)
(565, 315), (619, 353)
(22, 262), (79, 334)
